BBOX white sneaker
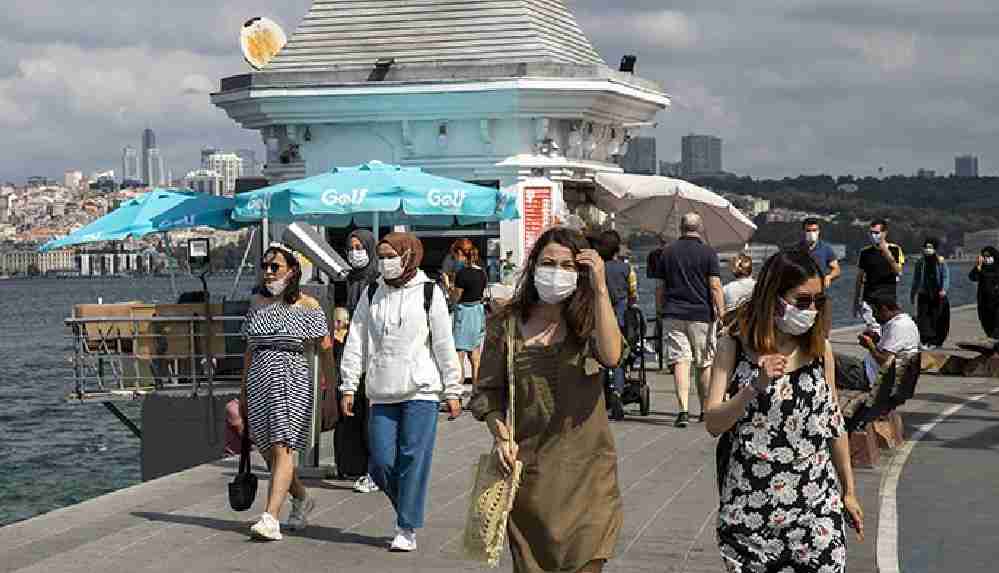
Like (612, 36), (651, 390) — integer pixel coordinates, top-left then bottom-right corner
(250, 513), (282, 541)
(353, 474), (380, 493)
(389, 528), (417, 552)
(287, 495), (315, 531)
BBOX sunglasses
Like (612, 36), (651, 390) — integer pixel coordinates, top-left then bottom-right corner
(787, 293), (826, 311)
(261, 262), (284, 273)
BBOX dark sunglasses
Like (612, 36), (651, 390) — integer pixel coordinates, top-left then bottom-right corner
(261, 262), (283, 273)
(788, 293), (826, 311)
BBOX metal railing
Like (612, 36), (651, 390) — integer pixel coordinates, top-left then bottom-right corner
(65, 314), (249, 401)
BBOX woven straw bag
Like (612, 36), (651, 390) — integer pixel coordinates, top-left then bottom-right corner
(463, 317), (523, 567)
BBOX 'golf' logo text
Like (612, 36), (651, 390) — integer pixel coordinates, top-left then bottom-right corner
(321, 188), (369, 207)
(427, 189), (467, 210)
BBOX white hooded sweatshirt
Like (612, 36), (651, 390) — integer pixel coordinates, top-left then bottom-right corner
(339, 270), (463, 404)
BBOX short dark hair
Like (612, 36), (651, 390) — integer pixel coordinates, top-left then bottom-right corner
(595, 230), (622, 261)
(802, 218), (821, 229)
(868, 287), (898, 310)
(924, 237), (940, 249)
(870, 218), (889, 231)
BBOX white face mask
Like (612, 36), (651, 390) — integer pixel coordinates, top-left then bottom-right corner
(534, 266), (578, 304)
(924, 247), (935, 256)
(775, 298), (818, 336)
(379, 256), (404, 280)
(984, 256), (995, 266)
(348, 249), (369, 269)
(870, 232), (882, 245)
(804, 231), (819, 245)
(265, 275), (290, 297)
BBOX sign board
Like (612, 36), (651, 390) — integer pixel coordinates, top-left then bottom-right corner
(187, 238), (211, 272)
(522, 187), (553, 259)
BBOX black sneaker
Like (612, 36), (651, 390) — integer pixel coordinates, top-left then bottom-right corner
(696, 413), (705, 423)
(674, 411), (689, 428)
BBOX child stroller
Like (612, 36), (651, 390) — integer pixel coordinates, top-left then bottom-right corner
(605, 306), (651, 418)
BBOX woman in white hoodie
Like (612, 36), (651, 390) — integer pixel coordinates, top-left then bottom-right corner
(339, 232), (462, 553)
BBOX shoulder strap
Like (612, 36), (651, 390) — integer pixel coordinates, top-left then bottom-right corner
(424, 282), (435, 316)
(505, 316), (516, 437)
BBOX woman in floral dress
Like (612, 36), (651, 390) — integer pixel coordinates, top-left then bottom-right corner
(705, 248), (864, 572)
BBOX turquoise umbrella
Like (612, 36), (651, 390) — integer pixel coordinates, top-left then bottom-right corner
(232, 161), (520, 228)
(40, 189), (241, 252)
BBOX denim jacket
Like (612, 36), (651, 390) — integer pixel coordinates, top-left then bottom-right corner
(910, 255), (950, 299)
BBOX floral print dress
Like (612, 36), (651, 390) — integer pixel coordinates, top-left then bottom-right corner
(718, 343), (848, 573)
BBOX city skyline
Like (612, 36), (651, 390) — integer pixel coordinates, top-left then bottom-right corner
(0, 1), (997, 181)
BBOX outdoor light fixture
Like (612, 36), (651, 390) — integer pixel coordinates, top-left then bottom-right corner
(619, 54), (637, 73)
(437, 123), (449, 147)
(368, 57), (395, 81)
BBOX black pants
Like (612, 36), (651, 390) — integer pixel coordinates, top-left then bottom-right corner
(916, 293), (950, 347)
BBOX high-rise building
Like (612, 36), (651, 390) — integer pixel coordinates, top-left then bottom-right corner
(141, 128), (156, 184)
(64, 170), (84, 189)
(200, 147), (220, 168)
(147, 148), (166, 187)
(185, 169), (224, 196)
(659, 160), (682, 177)
(618, 136), (657, 175)
(681, 134), (723, 177)
(121, 146), (140, 183)
(203, 152), (244, 196)
(235, 149), (259, 176)
(955, 155), (979, 177)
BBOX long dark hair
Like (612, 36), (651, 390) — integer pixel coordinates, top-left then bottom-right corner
(493, 227), (595, 340)
(734, 248), (829, 357)
(261, 246), (303, 305)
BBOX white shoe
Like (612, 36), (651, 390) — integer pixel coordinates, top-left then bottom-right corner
(389, 528), (417, 552)
(287, 495), (315, 531)
(353, 475), (380, 494)
(250, 513), (282, 541)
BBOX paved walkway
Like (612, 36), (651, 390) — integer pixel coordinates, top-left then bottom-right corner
(1, 307), (994, 573)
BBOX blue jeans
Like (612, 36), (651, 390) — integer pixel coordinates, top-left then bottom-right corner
(606, 299), (628, 393)
(368, 400), (439, 530)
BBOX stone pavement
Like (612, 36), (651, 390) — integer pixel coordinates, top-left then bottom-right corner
(1, 306), (994, 573)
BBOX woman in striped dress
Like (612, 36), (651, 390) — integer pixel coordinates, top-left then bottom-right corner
(240, 243), (337, 541)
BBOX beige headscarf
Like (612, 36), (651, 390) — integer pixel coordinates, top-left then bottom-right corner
(379, 232), (424, 288)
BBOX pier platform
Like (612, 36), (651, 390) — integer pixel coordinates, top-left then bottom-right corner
(2, 307), (996, 573)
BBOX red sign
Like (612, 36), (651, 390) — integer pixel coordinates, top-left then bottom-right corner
(522, 187), (552, 258)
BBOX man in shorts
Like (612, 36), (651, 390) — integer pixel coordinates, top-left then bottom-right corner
(655, 213), (725, 427)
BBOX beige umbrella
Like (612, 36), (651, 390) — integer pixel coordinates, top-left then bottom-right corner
(592, 173), (756, 249)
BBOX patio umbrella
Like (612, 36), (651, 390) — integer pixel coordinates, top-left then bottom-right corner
(592, 173), (756, 249)
(40, 189), (241, 252)
(232, 161), (519, 237)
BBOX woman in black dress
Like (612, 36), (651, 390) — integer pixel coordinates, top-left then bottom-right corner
(705, 249), (864, 572)
(970, 246), (999, 340)
(909, 238), (951, 348)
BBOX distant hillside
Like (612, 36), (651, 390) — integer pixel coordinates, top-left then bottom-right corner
(693, 175), (999, 257)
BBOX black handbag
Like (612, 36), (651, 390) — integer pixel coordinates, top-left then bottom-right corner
(228, 428), (257, 511)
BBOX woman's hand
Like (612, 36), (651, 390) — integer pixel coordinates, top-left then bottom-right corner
(843, 493), (865, 542)
(575, 249), (606, 292)
(445, 399), (462, 421)
(495, 437), (519, 476)
(340, 394), (355, 417)
(977, 255), (985, 270)
(756, 354), (787, 391)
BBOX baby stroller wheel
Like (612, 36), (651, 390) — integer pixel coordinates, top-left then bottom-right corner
(639, 384), (651, 416)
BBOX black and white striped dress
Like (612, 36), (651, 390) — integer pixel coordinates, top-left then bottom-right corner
(242, 301), (329, 453)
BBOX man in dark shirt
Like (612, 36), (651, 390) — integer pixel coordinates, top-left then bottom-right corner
(655, 213), (725, 428)
(802, 218), (841, 287)
(853, 218), (905, 334)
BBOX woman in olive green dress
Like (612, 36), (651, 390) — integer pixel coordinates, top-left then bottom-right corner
(469, 227), (626, 573)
